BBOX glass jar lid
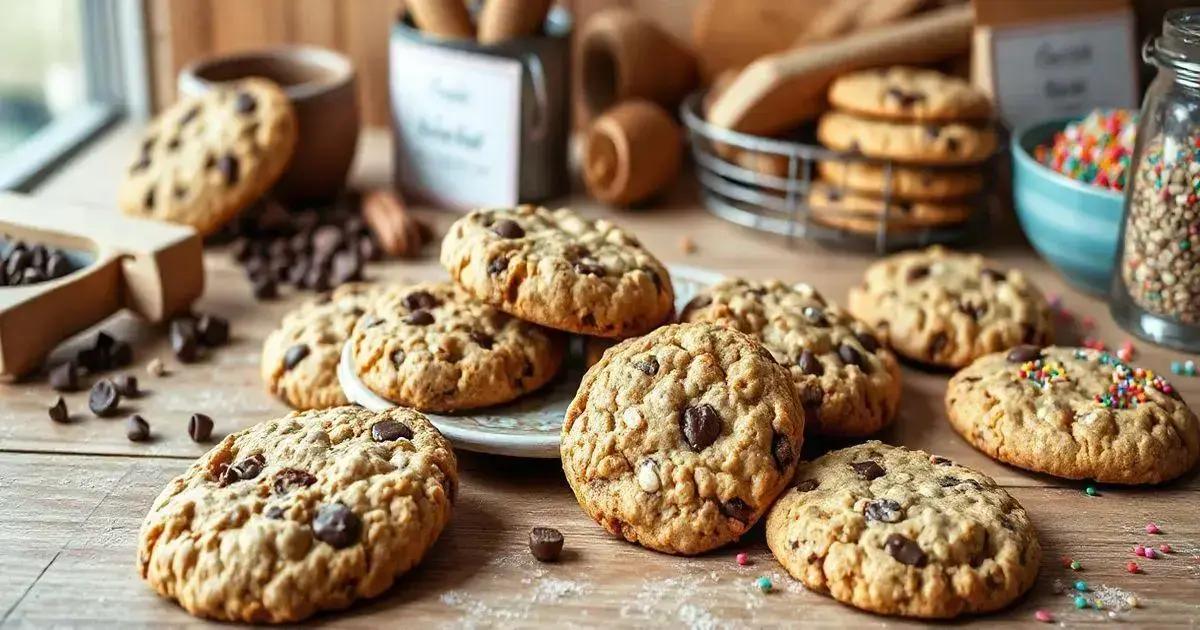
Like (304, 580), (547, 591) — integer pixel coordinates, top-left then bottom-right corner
(1148, 8), (1200, 80)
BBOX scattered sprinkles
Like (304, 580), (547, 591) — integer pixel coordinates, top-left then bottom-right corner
(1088, 352), (1173, 408)
(1034, 609), (1054, 623)
(736, 553), (749, 566)
(1085, 485), (1099, 497)
(1070, 559), (1083, 571)
(1074, 580), (1089, 592)
(1074, 595), (1089, 609)
(1135, 544), (1146, 557)
(1145, 547), (1158, 559)
(1035, 109), (1136, 192)
(1146, 522), (1162, 535)
(755, 576), (772, 593)
(1127, 561), (1141, 574)
(1116, 339), (1135, 362)
(1170, 359), (1197, 376)
(1018, 358), (1069, 389)
(1160, 543), (1172, 554)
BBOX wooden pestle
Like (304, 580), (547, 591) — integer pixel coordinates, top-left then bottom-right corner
(408, 0), (475, 40)
(477, 0), (553, 44)
(582, 100), (682, 207)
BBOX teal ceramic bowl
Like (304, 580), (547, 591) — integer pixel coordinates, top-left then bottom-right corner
(1011, 119), (1126, 295)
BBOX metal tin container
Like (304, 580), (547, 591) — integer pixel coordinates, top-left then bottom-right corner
(389, 12), (570, 210)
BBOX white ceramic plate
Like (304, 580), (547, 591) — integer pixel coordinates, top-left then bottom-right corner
(337, 265), (724, 458)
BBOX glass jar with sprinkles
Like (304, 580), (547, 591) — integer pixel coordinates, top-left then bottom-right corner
(1111, 8), (1200, 351)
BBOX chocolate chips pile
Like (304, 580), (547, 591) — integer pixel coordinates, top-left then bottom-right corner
(217, 197), (384, 300)
(168, 312), (230, 363)
(49, 331), (134, 393)
(1, 238), (75, 287)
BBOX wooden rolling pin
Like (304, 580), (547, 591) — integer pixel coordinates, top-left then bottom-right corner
(706, 4), (973, 136)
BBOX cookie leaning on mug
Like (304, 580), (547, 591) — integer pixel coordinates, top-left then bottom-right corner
(119, 78), (297, 236)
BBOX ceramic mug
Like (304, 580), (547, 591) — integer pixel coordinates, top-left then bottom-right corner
(178, 46), (359, 204)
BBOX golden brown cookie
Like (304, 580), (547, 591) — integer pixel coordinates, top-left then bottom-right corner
(828, 67), (993, 122)
(137, 405), (457, 623)
(679, 279), (901, 437)
(562, 322), (804, 555)
(120, 79), (297, 235)
(441, 206), (674, 338)
(818, 160), (984, 201)
(946, 346), (1200, 484)
(847, 247), (1054, 368)
(766, 441), (1040, 619)
(817, 111), (996, 165)
(349, 282), (565, 412)
(808, 184), (972, 234)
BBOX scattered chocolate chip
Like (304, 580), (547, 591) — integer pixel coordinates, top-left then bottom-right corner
(529, 526), (564, 562)
(273, 468), (317, 495)
(361, 315), (384, 328)
(217, 155), (239, 185)
(48, 362), (79, 392)
(312, 502), (361, 548)
(850, 460), (885, 480)
(794, 479), (819, 492)
(197, 314), (230, 346)
(169, 319), (200, 362)
(798, 349), (823, 376)
(114, 374), (139, 397)
(864, 499), (904, 523)
(469, 331), (493, 349)
(227, 453), (265, 484)
(180, 105), (201, 124)
(771, 433), (794, 470)
(402, 290), (439, 311)
(49, 397), (69, 423)
(88, 379), (121, 417)
(303, 265), (330, 292)
(491, 219), (524, 239)
(371, 420), (414, 442)
(906, 265), (929, 282)
(283, 344), (310, 370)
(264, 505), (286, 520)
(126, 415), (150, 441)
(681, 404), (722, 451)
(838, 343), (864, 369)
(330, 250), (363, 286)
(946, 136), (961, 153)
(885, 533), (927, 566)
(234, 91), (257, 113)
(852, 333), (878, 354)
(634, 357), (659, 375)
(188, 413), (214, 442)
(930, 455), (953, 466)
(1006, 345), (1042, 363)
(404, 309), (434, 326)
(487, 256), (508, 275)
(573, 260), (605, 276)
(720, 498), (754, 523)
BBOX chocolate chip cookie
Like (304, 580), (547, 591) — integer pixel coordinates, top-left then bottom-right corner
(808, 184), (972, 234)
(766, 442), (1040, 619)
(828, 67), (993, 122)
(261, 283), (382, 410)
(818, 160), (984, 201)
(440, 205), (674, 338)
(847, 247), (1053, 368)
(137, 405), (457, 623)
(561, 322), (804, 555)
(946, 346), (1200, 484)
(120, 78), (297, 236)
(817, 111), (997, 165)
(679, 279), (901, 437)
(349, 281), (565, 412)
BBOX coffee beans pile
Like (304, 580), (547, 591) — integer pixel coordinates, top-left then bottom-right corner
(218, 197), (383, 300)
(1, 238), (75, 286)
(1120, 135), (1200, 323)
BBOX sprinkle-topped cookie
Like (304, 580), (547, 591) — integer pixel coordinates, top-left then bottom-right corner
(946, 346), (1200, 484)
(766, 442), (1040, 618)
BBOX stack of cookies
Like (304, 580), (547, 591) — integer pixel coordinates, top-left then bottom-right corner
(261, 205), (676, 414)
(811, 66), (996, 234)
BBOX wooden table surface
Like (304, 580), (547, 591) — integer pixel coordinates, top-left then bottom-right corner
(3, 127), (1199, 628)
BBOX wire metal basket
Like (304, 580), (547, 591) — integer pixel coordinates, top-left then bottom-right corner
(679, 91), (1002, 253)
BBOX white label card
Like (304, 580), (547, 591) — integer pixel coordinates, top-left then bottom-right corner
(390, 36), (522, 209)
(990, 14), (1137, 129)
